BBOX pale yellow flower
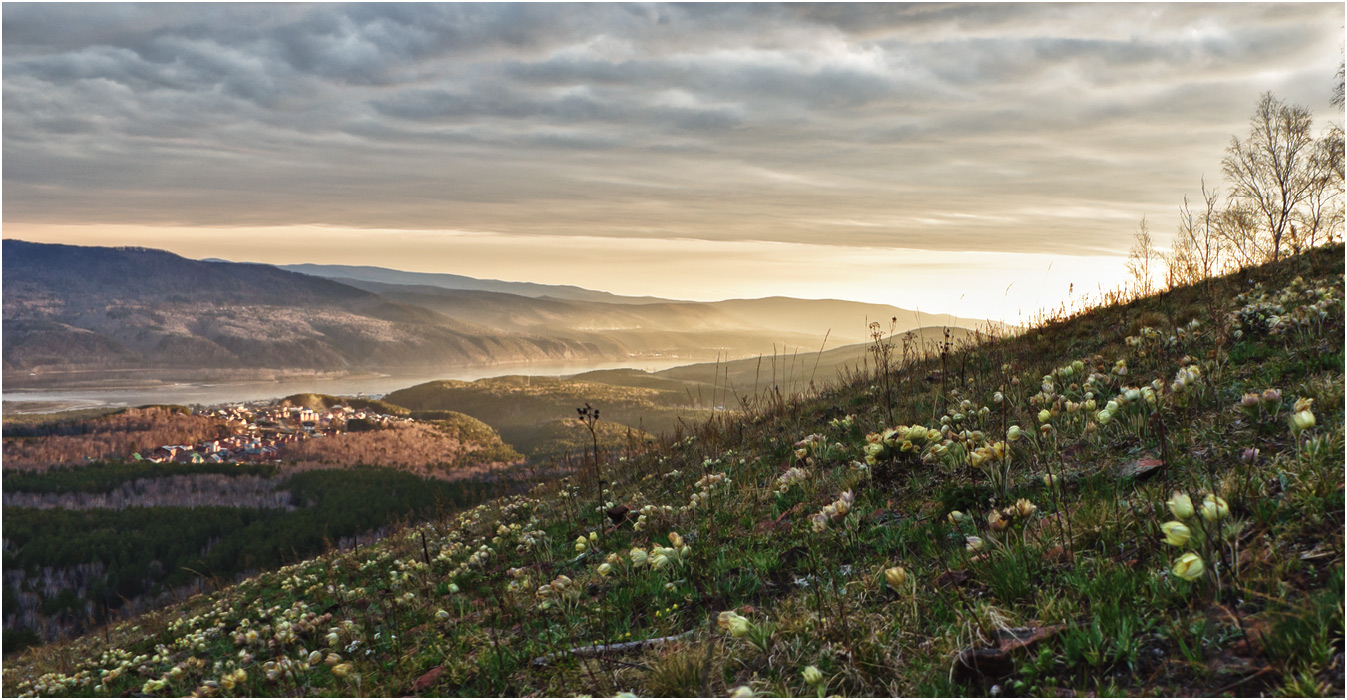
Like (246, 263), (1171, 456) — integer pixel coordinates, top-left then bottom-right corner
(1167, 492), (1194, 520)
(1160, 521), (1190, 547)
(884, 566), (908, 591)
(1200, 494), (1229, 522)
(1172, 552), (1205, 581)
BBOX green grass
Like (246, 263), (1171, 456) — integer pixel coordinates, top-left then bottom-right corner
(2, 245), (1342, 698)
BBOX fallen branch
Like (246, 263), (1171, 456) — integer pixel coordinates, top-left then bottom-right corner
(530, 630), (697, 666)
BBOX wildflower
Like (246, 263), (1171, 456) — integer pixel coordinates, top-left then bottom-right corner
(988, 510), (1011, 532)
(947, 510), (965, 524)
(331, 663), (352, 678)
(965, 536), (984, 552)
(729, 686), (757, 698)
(448, 583), (460, 594)
(575, 536), (588, 553)
(1261, 388), (1282, 406)
(597, 563), (613, 577)
(1290, 409), (1316, 435)
(1240, 393), (1260, 409)
(1042, 473), (1057, 487)
(629, 548), (649, 567)
(1167, 492), (1194, 520)
(884, 566), (908, 591)
(834, 490), (854, 516)
(1172, 552), (1205, 581)
(308, 650), (323, 665)
(1037, 409), (1052, 424)
(802, 665), (824, 686)
(1013, 498), (1037, 518)
(1200, 494), (1229, 522)
(1007, 425), (1022, 441)
(717, 611), (752, 638)
(1160, 521), (1191, 547)
(669, 532), (685, 548)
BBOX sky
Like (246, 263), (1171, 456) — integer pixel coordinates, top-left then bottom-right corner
(4, 2), (1343, 322)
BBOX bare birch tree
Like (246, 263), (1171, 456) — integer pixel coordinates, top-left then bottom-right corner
(1221, 92), (1319, 262)
(1126, 216), (1159, 296)
(1166, 178), (1223, 287)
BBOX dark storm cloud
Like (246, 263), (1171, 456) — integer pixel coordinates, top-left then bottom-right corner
(4, 2), (1343, 256)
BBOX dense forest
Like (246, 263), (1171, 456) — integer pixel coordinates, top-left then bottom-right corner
(1, 463), (519, 653)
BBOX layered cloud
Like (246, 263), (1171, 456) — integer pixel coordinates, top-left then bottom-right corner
(4, 2), (1343, 307)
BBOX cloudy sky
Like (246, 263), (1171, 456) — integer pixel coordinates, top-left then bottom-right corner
(4, 2), (1343, 321)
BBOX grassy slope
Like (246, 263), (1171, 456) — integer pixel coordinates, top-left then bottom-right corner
(384, 376), (713, 458)
(4, 246), (1342, 698)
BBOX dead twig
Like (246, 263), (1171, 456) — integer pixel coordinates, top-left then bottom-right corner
(529, 630), (697, 667)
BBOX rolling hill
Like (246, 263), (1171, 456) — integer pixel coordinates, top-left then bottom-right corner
(5, 240), (996, 390)
(277, 262), (664, 304)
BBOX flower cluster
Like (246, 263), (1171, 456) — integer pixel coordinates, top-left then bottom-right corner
(574, 531), (597, 553)
(985, 498), (1038, 533)
(650, 532), (691, 571)
(1239, 388), (1283, 420)
(1229, 274), (1342, 339)
(1160, 491), (1235, 583)
(1289, 397), (1317, 436)
(536, 575), (580, 609)
(810, 490), (854, 531)
(1094, 384), (1156, 426)
(776, 466), (810, 493)
(1169, 363), (1202, 394)
(862, 425), (942, 465)
(828, 414), (855, 430)
(686, 472), (732, 510)
(794, 433), (826, 459)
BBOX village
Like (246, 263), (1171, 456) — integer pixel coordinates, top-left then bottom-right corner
(137, 401), (411, 464)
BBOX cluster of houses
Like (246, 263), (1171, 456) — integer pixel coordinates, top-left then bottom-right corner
(135, 403), (409, 464)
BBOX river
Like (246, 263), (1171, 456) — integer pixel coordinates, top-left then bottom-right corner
(1, 357), (700, 414)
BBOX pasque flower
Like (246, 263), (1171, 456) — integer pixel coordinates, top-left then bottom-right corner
(1290, 409), (1316, 434)
(1200, 494), (1229, 522)
(1172, 552), (1205, 581)
(884, 566), (908, 591)
(1167, 492), (1194, 520)
(1160, 521), (1191, 547)
(717, 610), (752, 637)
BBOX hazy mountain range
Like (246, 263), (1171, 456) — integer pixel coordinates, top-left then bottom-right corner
(3, 240), (993, 386)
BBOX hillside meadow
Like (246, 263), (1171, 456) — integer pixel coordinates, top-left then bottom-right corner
(2, 244), (1343, 698)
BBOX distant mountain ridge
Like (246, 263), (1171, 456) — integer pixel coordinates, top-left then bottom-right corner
(4, 240), (997, 386)
(275, 263), (667, 304)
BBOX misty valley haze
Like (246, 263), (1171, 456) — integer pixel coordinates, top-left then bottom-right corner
(1, 240), (984, 397)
